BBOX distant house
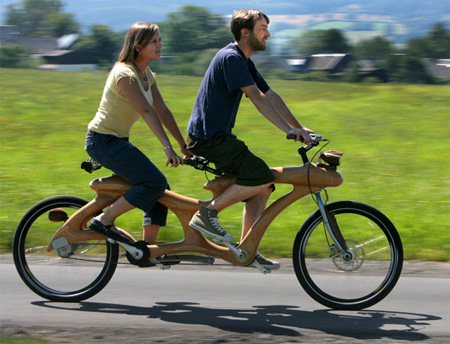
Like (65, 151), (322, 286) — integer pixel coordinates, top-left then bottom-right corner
(20, 37), (59, 54)
(254, 54), (353, 77)
(305, 54), (353, 77)
(0, 25), (20, 45)
(1, 25), (59, 53)
(0, 25), (97, 71)
(36, 49), (98, 72)
(32, 33), (98, 71)
(422, 58), (450, 81)
(357, 59), (388, 82)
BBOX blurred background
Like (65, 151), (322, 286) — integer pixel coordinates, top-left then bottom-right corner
(1, 0), (449, 82)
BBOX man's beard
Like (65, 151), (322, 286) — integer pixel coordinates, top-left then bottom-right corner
(248, 33), (266, 51)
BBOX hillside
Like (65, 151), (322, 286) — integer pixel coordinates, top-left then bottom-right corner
(1, 0), (448, 46)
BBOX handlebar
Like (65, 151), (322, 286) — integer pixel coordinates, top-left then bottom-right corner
(183, 156), (223, 176)
(287, 133), (328, 164)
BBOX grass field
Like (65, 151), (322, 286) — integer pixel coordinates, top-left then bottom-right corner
(0, 68), (449, 261)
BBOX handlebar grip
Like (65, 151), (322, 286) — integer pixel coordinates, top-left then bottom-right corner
(287, 133), (323, 143)
(183, 158), (197, 167)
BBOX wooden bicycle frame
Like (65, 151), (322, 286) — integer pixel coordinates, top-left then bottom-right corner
(48, 162), (343, 266)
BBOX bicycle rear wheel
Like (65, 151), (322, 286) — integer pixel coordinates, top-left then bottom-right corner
(13, 196), (119, 302)
(293, 201), (403, 310)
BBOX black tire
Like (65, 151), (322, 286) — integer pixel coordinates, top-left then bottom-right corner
(293, 201), (403, 310)
(13, 196), (119, 302)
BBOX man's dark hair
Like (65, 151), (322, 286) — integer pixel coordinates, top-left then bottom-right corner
(230, 9), (270, 41)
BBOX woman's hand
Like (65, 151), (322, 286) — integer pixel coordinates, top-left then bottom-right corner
(164, 147), (183, 167)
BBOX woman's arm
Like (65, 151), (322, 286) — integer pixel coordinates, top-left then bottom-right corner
(117, 77), (183, 166)
(151, 82), (191, 157)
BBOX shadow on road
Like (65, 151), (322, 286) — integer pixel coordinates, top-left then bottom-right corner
(32, 301), (440, 341)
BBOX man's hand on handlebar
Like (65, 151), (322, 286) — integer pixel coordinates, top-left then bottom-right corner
(180, 144), (194, 160)
(287, 127), (314, 144)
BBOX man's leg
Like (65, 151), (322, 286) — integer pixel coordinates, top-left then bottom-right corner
(240, 189), (280, 270)
(210, 183), (271, 214)
(189, 183), (271, 242)
(240, 187), (272, 241)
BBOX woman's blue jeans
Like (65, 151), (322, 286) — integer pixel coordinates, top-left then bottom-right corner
(85, 131), (168, 227)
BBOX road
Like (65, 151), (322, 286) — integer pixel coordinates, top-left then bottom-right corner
(1, 257), (449, 343)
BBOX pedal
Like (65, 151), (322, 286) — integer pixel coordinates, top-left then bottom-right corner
(156, 262), (171, 270)
(251, 260), (271, 274)
(154, 256), (181, 265)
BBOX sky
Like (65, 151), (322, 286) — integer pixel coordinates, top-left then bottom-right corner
(2, 0), (314, 32)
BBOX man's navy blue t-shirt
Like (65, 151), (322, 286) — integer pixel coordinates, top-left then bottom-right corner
(188, 43), (270, 140)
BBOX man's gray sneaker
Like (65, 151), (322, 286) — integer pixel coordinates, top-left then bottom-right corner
(253, 253), (280, 270)
(189, 205), (234, 243)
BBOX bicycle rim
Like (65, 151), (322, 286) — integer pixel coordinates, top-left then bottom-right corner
(293, 201), (403, 310)
(13, 196), (119, 302)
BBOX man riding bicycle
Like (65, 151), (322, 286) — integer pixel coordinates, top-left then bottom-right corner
(187, 9), (314, 269)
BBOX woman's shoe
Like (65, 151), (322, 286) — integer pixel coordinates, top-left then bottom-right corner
(89, 219), (132, 244)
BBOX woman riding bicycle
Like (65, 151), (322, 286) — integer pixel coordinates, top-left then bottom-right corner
(85, 22), (191, 244)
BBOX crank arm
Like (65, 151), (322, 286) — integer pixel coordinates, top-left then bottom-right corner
(112, 239), (145, 260)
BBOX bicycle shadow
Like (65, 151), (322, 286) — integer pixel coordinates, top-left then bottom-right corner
(32, 301), (440, 341)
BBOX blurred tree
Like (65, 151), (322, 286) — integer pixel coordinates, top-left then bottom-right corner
(290, 30), (322, 55)
(0, 44), (32, 68)
(352, 36), (393, 61)
(428, 23), (450, 59)
(407, 22), (450, 59)
(406, 36), (432, 58)
(163, 5), (232, 53)
(386, 54), (434, 84)
(5, 0), (79, 37)
(72, 25), (122, 66)
(319, 29), (351, 54)
(291, 29), (350, 55)
(427, 23), (450, 58)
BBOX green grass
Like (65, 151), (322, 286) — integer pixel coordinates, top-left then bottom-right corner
(0, 335), (47, 344)
(1, 68), (449, 261)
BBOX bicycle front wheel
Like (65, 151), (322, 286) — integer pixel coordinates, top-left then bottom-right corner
(293, 201), (403, 310)
(13, 196), (119, 302)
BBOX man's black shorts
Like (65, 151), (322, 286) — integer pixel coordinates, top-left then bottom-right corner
(186, 133), (275, 187)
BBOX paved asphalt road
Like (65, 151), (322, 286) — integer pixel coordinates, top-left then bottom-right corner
(1, 257), (449, 343)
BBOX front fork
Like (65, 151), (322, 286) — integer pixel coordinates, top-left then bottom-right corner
(314, 191), (353, 261)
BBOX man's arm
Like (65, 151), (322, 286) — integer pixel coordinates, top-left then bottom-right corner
(242, 84), (313, 143)
(265, 89), (303, 128)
